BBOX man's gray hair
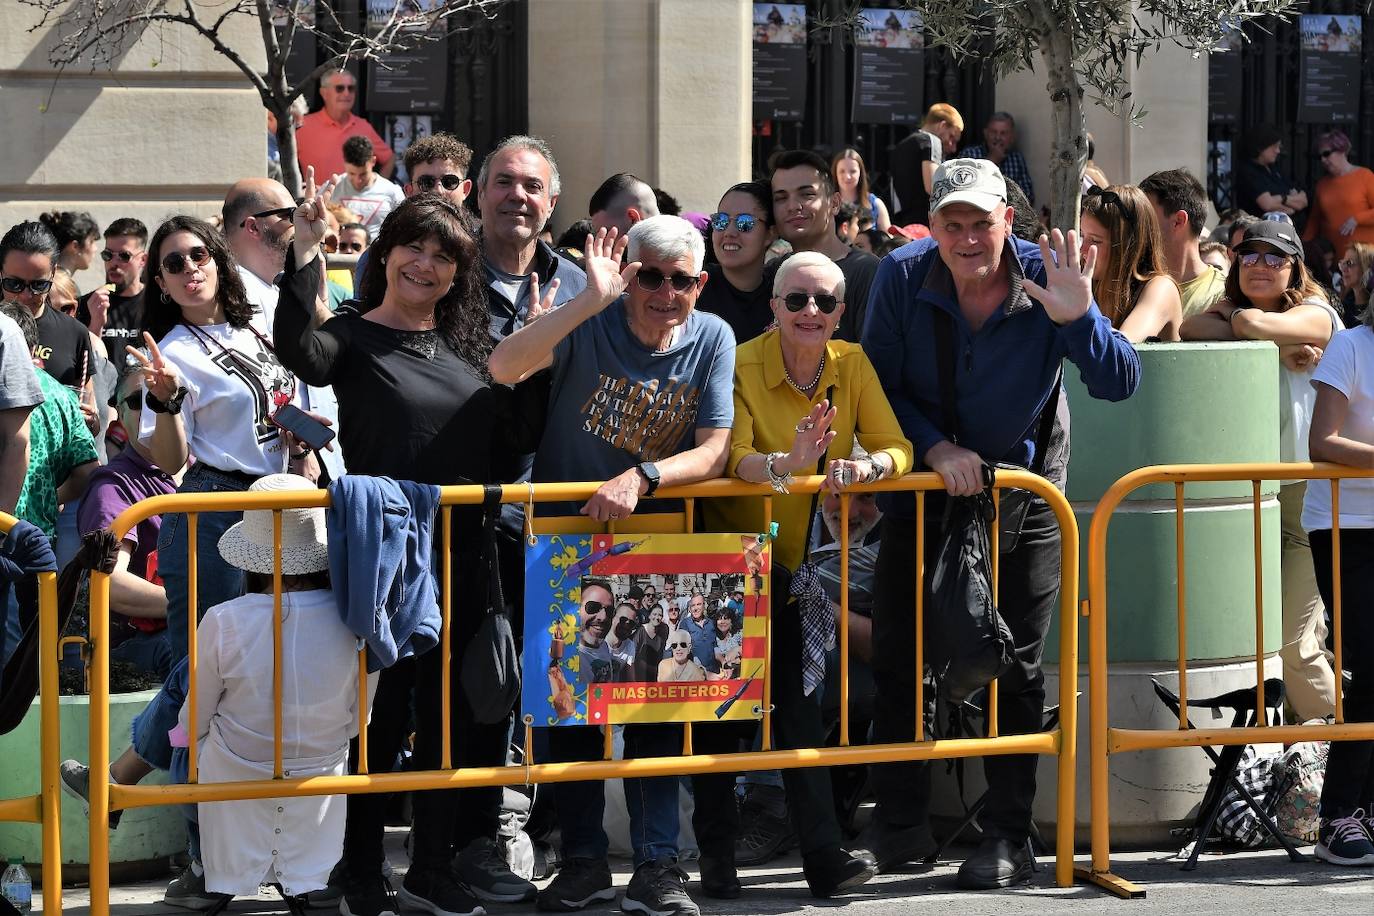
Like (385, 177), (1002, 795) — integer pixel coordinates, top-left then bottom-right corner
(771, 251), (846, 301)
(476, 135), (561, 198)
(627, 215), (705, 274)
(988, 111), (1016, 127)
(319, 67), (351, 89)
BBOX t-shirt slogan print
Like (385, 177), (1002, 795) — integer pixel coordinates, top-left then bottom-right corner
(578, 373), (702, 461)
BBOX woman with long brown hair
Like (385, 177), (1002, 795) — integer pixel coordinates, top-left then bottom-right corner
(1079, 184), (1182, 342)
(831, 148), (891, 232)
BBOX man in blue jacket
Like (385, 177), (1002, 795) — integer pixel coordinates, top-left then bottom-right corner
(859, 158), (1140, 888)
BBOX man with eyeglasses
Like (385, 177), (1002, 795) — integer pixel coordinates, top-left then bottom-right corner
(335, 135), (404, 242)
(294, 67), (394, 183)
(490, 215), (734, 916)
(77, 217), (149, 362)
(861, 158), (1139, 888)
(767, 149), (880, 342)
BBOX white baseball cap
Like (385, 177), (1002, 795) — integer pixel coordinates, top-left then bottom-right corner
(929, 158), (1008, 215)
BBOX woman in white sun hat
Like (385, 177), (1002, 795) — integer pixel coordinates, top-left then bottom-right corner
(178, 473), (364, 906)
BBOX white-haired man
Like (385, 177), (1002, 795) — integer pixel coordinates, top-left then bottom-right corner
(491, 215), (735, 916)
(295, 68), (394, 181)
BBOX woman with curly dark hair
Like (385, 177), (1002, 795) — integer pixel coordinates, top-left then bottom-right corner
(275, 185), (541, 916)
(126, 212), (310, 665)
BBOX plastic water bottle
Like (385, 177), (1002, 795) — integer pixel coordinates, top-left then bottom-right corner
(1, 857), (32, 913)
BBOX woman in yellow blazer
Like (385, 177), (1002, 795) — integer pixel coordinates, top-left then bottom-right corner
(695, 251), (912, 902)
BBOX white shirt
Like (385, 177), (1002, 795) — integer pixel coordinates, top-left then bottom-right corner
(237, 265), (279, 334)
(139, 322), (296, 477)
(1303, 326), (1374, 531)
(1280, 297), (1343, 473)
(335, 174), (405, 240)
(179, 589), (363, 896)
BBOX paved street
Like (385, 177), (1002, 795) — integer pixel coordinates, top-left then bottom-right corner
(34, 830), (1374, 915)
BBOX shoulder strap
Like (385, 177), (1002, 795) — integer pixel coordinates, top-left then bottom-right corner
(1029, 370), (1062, 476)
(932, 308), (960, 444)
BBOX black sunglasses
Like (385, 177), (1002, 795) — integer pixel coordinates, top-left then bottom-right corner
(782, 292), (839, 314)
(100, 249), (136, 263)
(636, 268), (699, 294)
(1318, 149), (1336, 159)
(0, 275), (53, 295)
(582, 599), (611, 617)
(710, 212), (759, 233)
(1083, 186), (1137, 225)
(1239, 251), (1292, 269)
(238, 207), (294, 229)
(119, 391), (142, 411)
(415, 174), (465, 192)
(161, 246), (211, 276)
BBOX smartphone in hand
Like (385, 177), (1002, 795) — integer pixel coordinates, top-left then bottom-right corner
(271, 403), (336, 451)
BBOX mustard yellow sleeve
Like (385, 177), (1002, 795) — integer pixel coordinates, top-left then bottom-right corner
(853, 351), (914, 477)
(727, 380), (759, 479)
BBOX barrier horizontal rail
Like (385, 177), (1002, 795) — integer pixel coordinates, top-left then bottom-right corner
(80, 470), (1079, 915)
(1080, 462), (1374, 900)
(0, 511), (61, 914)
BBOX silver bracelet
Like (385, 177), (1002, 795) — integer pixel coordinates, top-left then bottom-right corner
(764, 452), (793, 495)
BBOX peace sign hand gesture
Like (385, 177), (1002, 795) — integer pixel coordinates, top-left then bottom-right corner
(126, 332), (182, 402)
(525, 271), (560, 324)
(1020, 228), (1097, 326)
(291, 166), (339, 264)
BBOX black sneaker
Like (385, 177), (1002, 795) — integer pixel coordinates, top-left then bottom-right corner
(162, 861), (231, 911)
(398, 865), (486, 916)
(339, 871), (399, 916)
(801, 846), (876, 898)
(453, 836), (537, 903)
(1316, 812), (1374, 866)
(536, 857), (615, 912)
(621, 857), (699, 916)
(955, 837), (1033, 889)
(733, 787), (795, 866)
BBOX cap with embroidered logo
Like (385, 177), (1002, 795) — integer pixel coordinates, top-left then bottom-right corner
(929, 158), (1008, 215)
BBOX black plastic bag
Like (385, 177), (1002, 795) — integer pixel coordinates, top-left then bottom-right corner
(928, 486), (1014, 707)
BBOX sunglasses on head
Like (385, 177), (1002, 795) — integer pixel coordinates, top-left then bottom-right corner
(0, 276), (53, 295)
(1083, 185), (1137, 225)
(635, 268), (699, 294)
(1239, 251), (1291, 269)
(239, 207), (295, 229)
(782, 292), (839, 314)
(415, 173), (465, 192)
(710, 212), (759, 233)
(100, 249), (136, 263)
(161, 246), (211, 276)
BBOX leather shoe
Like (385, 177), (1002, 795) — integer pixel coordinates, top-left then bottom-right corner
(956, 837), (1033, 889)
(853, 820), (935, 873)
(698, 854), (741, 899)
(802, 846), (877, 898)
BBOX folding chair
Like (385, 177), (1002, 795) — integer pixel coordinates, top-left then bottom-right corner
(1151, 678), (1306, 870)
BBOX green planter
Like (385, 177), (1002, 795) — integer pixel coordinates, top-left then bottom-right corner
(0, 690), (181, 884)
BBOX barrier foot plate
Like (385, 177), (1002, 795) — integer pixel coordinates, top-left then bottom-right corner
(1074, 866), (1146, 899)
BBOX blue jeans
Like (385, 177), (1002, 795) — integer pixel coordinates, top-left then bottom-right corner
(157, 465), (250, 664)
(548, 724), (680, 866)
(129, 657), (200, 860)
(112, 630), (174, 681)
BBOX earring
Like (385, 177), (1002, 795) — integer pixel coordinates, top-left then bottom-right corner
(160, 291), (172, 304)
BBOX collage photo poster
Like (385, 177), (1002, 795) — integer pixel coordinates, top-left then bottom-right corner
(522, 532), (771, 727)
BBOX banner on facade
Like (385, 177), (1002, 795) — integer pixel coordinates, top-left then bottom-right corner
(851, 8), (924, 125)
(366, 40), (448, 113)
(1207, 24), (1242, 126)
(1298, 14), (1362, 124)
(753, 3), (808, 121)
(522, 532), (770, 727)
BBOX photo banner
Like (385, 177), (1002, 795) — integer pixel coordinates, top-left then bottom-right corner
(522, 532), (771, 727)
(753, 3), (808, 121)
(1298, 14), (1362, 124)
(366, 39), (447, 113)
(851, 8), (924, 125)
(1207, 25), (1242, 126)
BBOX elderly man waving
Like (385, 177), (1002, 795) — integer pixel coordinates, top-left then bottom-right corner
(859, 158), (1140, 888)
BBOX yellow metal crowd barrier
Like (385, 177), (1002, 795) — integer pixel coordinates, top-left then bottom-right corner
(1078, 462), (1374, 899)
(38, 470), (1078, 915)
(0, 511), (62, 914)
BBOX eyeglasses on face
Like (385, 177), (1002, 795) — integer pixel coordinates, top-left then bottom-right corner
(335, 240), (365, 254)
(100, 249), (136, 263)
(415, 174), (465, 192)
(782, 292), (839, 314)
(1318, 149), (1336, 159)
(710, 212), (759, 233)
(582, 599), (610, 617)
(1340, 258), (1357, 270)
(161, 246), (212, 276)
(668, 640), (691, 650)
(239, 207), (295, 229)
(1083, 185), (1137, 225)
(329, 83), (356, 94)
(120, 391), (143, 411)
(0, 276), (53, 295)
(1239, 251), (1291, 270)
(635, 268), (699, 294)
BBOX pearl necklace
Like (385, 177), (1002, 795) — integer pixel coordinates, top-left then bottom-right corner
(784, 354), (825, 393)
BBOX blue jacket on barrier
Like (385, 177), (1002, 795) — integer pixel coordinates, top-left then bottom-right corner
(326, 475), (443, 672)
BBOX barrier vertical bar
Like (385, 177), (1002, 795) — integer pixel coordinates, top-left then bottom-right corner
(1330, 482), (1345, 725)
(1175, 483), (1188, 729)
(357, 649), (370, 774)
(839, 492), (850, 747)
(1087, 482), (1112, 880)
(88, 565), (111, 916)
(914, 489), (925, 741)
(188, 513), (199, 783)
(987, 487), (999, 738)
(1048, 478), (1079, 889)
(37, 571), (61, 915)
(762, 494), (774, 752)
(273, 511), (284, 778)
(441, 506), (453, 770)
(1251, 481), (1264, 722)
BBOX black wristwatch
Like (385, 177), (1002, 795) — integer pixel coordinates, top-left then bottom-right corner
(146, 386), (189, 416)
(637, 461), (661, 496)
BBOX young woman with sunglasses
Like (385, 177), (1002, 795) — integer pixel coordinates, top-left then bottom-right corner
(695, 180), (778, 344)
(1304, 129), (1374, 262)
(130, 215), (309, 668)
(1183, 221), (1344, 723)
(1079, 184), (1182, 342)
(277, 183), (544, 916)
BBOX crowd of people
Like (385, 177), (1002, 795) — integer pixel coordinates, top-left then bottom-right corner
(0, 76), (1372, 916)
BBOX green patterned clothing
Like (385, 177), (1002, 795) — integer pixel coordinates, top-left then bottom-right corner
(15, 370), (98, 535)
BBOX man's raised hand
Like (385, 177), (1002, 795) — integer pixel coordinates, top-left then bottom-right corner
(1021, 228), (1096, 326)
